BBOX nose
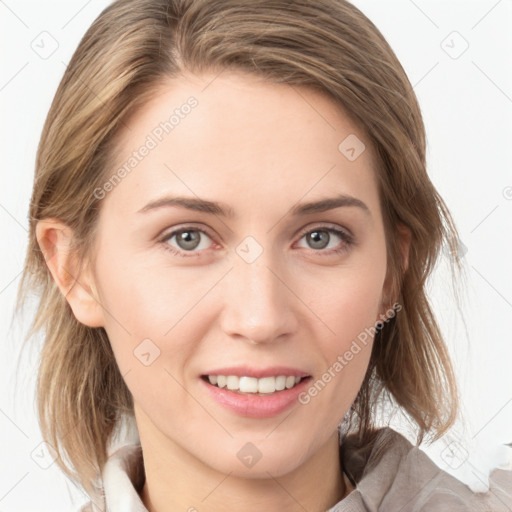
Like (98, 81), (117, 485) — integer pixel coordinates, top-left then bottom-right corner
(219, 252), (299, 345)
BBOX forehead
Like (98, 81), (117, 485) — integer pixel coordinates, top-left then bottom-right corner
(102, 71), (380, 219)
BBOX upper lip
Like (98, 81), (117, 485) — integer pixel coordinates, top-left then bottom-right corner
(202, 366), (311, 379)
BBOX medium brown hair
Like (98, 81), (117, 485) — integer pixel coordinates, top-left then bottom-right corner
(17, 0), (465, 496)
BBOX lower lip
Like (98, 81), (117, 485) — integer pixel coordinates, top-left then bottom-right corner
(200, 377), (311, 418)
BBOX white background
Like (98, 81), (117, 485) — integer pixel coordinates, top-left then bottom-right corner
(1, 0), (511, 510)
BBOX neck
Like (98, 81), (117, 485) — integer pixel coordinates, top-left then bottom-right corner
(138, 423), (346, 512)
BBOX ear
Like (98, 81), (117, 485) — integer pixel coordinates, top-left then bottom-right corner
(377, 222), (411, 321)
(35, 218), (105, 328)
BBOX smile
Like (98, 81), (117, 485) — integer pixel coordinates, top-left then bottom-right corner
(205, 375), (305, 394)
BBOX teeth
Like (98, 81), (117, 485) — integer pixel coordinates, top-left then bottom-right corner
(207, 374), (304, 393)
(286, 376), (295, 389)
(239, 376), (258, 393)
(258, 377), (276, 393)
(226, 375), (239, 390)
(275, 376), (286, 391)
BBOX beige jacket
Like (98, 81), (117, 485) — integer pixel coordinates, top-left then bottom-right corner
(80, 427), (512, 511)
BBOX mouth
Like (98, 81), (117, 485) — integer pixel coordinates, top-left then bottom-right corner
(200, 368), (313, 418)
(201, 374), (311, 396)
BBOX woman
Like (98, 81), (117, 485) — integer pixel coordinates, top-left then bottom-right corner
(16, 0), (512, 510)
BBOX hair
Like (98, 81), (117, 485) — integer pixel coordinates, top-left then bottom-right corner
(17, 0), (466, 498)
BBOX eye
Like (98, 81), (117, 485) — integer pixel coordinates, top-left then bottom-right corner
(159, 224), (354, 258)
(295, 226), (353, 255)
(160, 226), (215, 257)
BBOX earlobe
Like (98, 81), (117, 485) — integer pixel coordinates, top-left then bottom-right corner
(35, 219), (105, 328)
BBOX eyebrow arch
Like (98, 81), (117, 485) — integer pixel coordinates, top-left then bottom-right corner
(137, 194), (371, 218)
(291, 194), (371, 217)
(137, 196), (236, 217)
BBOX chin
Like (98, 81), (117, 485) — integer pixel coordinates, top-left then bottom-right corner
(197, 438), (314, 479)
(210, 457), (303, 479)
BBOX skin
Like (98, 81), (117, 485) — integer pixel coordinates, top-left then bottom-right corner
(37, 71), (410, 512)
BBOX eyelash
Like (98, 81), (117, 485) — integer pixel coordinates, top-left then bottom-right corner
(159, 224), (354, 258)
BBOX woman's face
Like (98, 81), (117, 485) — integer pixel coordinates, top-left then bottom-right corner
(88, 71), (390, 477)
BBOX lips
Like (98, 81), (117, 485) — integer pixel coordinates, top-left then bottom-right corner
(200, 366), (312, 417)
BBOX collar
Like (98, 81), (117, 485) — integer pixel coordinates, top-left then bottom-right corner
(91, 427), (509, 511)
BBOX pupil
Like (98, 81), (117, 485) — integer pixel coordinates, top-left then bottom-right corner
(309, 230), (329, 249)
(178, 230), (200, 250)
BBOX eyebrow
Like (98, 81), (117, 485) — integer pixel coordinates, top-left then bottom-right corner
(137, 194), (371, 218)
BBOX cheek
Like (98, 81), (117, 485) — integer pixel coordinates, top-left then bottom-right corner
(317, 280), (379, 390)
(310, 262), (386, 350)
(299, 278), (380, 432)
(303, 251), (385, 403)
(92, 246), (213, 375)
(92, 255), (209, 422)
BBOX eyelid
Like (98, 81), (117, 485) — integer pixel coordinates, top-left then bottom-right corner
(296, 222), (354, 242)
(159, 223), (216, 242)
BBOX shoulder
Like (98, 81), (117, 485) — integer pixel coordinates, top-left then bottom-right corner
(339, 427), (512, 511)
